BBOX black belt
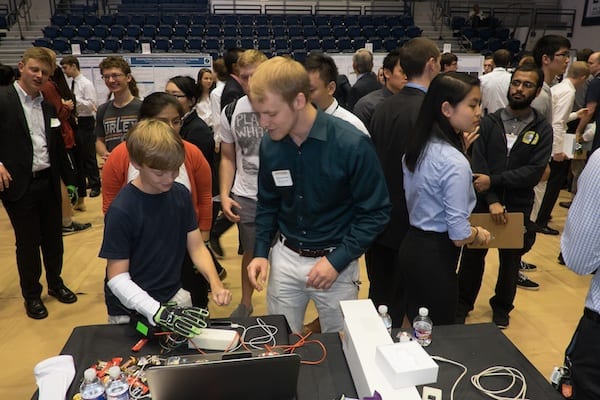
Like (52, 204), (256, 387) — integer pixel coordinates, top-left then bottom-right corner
(31, 168), (51, 179)
(584, 307), (600, 323)
(279, 235), (334, 258)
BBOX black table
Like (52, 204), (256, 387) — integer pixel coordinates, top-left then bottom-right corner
(34, 315), (355, 400)
(417, 323), (563, 399)
(36, 319), (562, 400)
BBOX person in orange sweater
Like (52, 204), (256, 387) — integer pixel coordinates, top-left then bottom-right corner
(102, 92), (213, 307)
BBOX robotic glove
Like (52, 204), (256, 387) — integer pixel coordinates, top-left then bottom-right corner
(153, 303), (209, 338)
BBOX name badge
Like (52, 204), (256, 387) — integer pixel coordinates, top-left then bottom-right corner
(506, 133), (517, 152)
(50, 118), (61, 128)
(272, 170), (293, 187)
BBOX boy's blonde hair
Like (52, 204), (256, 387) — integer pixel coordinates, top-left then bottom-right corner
(22, 47), (56, 69)
(126, 119), (185, 171)
(249, 56), (310, 106)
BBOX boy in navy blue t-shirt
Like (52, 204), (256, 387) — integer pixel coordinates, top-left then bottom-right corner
(100, 119), (231, 337)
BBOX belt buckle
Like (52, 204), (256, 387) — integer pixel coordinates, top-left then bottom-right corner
(299, 248), (314, 257)
(299, 247), (329, 258)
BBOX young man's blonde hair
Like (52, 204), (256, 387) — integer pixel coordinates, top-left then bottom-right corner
(237, 49), (268, 68)
(249, 56), (310, 106)
(22, 47), (56, 69)
(126, 119), (185, 171)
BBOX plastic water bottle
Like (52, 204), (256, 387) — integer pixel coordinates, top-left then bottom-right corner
(80, 368), (106, 400)
(105, 366), (130, 400)
(413, 307), (433, 347)
(378, 305), (393, 335)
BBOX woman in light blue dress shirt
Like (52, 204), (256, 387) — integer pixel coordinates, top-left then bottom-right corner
(399, 72), (491, 325)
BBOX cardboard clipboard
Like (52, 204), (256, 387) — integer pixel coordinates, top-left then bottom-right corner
(468, 212), (524, 249)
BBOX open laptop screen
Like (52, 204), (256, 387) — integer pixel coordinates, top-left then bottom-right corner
(146, 353), (301, 400)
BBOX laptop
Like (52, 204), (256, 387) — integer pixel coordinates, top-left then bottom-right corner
(145, 352), (301, 400)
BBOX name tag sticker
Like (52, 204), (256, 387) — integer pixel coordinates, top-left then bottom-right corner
(50, 118), (61, 128)
(272, 170), (293, 187)
(506, 133), (517, 151)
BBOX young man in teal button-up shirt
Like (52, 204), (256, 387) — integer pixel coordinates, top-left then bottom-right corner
(246, 56), (391, 333)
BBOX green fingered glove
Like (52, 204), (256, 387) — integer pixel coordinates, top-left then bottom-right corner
(66, 185), (78, 206)
(153, 304), (209, 338)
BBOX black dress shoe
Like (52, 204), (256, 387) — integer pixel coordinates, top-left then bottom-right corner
(536, 225), (560, 235)
(48, 285), (78, 303)
(25, 298), (48, 319)
(89, 187), (101, 198)
(559, 201), (572, 209)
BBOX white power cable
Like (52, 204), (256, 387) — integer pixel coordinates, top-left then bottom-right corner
(470, 366), (527, 400)
(229, 317), (279, 352)
(431, 356), (528, 400)
(431, 355), (468, 400)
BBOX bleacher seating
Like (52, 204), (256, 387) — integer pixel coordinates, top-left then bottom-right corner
(35, 10), (423, 56)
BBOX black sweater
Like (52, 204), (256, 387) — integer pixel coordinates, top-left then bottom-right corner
(472, 108), (552, 212)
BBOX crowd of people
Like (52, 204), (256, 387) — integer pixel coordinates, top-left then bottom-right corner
(2, 32), (600, 398)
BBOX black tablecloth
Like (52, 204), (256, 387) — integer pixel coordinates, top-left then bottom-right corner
(34, 319), (561, 400)
(419, 323), (563, 399)
(35, 315), (354, 400)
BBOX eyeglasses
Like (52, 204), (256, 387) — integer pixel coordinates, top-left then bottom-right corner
(102, 73), (126, 81)
(167, 93), (187, 99)
(554, 52), (570, 58)
(510, 80), (536, 89)
(157, 117), (184, 128)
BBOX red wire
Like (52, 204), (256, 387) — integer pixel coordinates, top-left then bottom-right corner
(270, 332), (328, 365)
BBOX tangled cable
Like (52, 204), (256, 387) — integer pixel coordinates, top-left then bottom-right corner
(470, 366), (527, 400)
(431, 356), (528, 400)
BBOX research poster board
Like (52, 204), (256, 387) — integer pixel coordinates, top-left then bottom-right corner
(333, 52), (484, 85)
(65, 54), (212, 105)
(63, 51), (484, 106)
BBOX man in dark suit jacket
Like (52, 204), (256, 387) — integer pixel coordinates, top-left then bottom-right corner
(347, 48), (382, 111)
(368, 38), (441, 326)
(220, 47), (245, 110)
(0, 47), (78, 319)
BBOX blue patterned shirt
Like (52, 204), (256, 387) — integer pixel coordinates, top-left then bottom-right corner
(561, 150), (600, 313)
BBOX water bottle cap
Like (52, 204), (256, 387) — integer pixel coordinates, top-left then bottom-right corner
(378, 305), (388, 314)
(108, 365), (122, 378)
(83, 368), (97, 381)
(419, 307), (429, 316)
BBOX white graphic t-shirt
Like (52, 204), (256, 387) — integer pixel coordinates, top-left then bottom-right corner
(220, 95), (266, 200)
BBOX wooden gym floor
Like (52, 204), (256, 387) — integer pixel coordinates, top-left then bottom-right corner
(0, 190), (589, 398)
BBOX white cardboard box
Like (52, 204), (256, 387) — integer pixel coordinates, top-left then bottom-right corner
(340, 299), (421, 400)
(375, 341), (439, 389)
